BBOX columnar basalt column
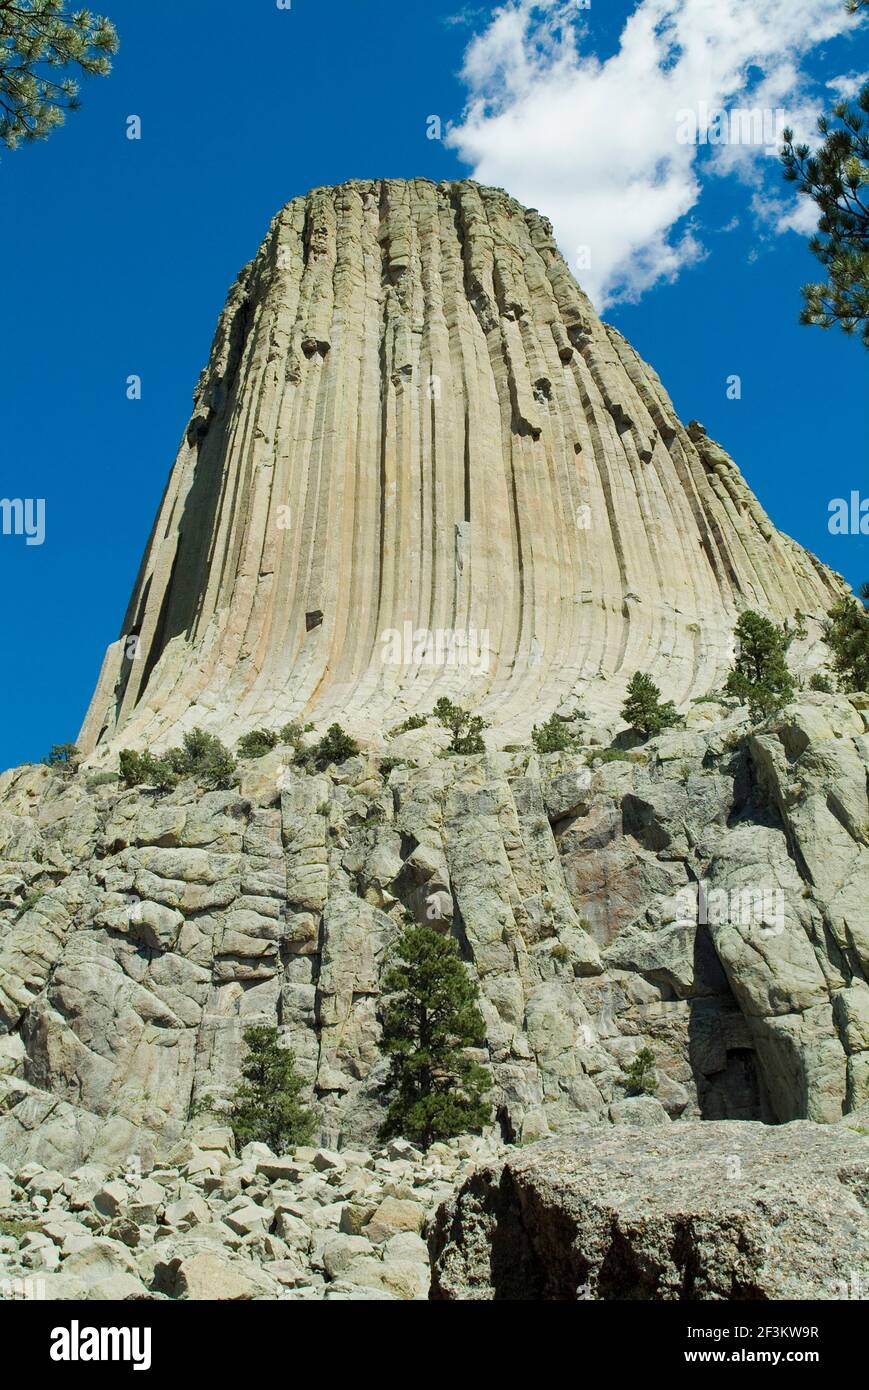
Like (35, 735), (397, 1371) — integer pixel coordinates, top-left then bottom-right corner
(79, 178), (846, 756)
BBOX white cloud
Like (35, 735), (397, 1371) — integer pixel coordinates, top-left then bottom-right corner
(826, 69), (869, 98)
(780, 199), (821, 235)
(446, 0), (860, 307)
(751, 189), (821, 237)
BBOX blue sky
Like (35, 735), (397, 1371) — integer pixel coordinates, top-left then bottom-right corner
(0, 0), (866, 771)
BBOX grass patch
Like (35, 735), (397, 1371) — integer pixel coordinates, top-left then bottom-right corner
(15, 888), (47, 921)
(592, 747), (635, 765)
(87, 771), (119, 789)
(0, 1218), (42, 1239)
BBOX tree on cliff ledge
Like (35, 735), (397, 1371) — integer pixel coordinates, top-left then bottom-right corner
(379, 925), (491, 1149)
(825, 582), (869, 692)
(621, 672), (678, 741)
(0, 1), (118, 150)
(725, 611), (795, 720)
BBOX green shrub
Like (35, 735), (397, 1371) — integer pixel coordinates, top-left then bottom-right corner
(593, 747), (635, 764)
(621, 673), (679, 740)
(237, 729), (280, 759)
(433, 698), (487, 755)
(86, 771), (119, 789)
(189, 1092), (222, 1120)
(15, 888), (47, 921)
(531, 714), (583, 753)
(379, 924), (491, 1148)
(624, 1047), (658, 1096)
(279, 721), (314, 749)
(724, 611), (795, 721)
(387, 714), (429, 737)
(229, 1026), (315, 1154)
(789, 610), (808, 641)
(119, 729), (236, 792)
(172, 728), (236, 789)
(302, 723), (360, 771)
(43, 743), (80, 776)
(809, 672), (835, 693)
(823, 585), (869, 693)
(119, 748), (178, 792)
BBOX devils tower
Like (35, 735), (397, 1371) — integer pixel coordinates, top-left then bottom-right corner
(78, 178), (843, 758)
(3, 178), (869, 1303)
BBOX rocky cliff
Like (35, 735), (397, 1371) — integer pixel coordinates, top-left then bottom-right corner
(78, 178), (844, 759)
(2, 180), (866, 1300)
(2, 693), (867, 1170)
(2, 690), (869, 1300)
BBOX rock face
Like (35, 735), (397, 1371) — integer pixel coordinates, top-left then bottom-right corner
(1, 182), (866, 1299)
(429, 1118), (869, 1300)
(1, 694), (867, 1170)
(78, 178), (844, 759)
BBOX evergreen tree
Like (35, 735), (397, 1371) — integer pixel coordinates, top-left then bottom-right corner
(43, 742), (80, 775)
(824, 583), (869, 691)
(780, 24), (869, 349)
(624, 1046), (658, 1096)
(621, 673), (678, 740)
(725, 611), (795, 720)
(531, 712), (583, 753)
(170, 728), (236, 789)
(279, 721), (313, 753)
(432, 697), (487, 754)
(229, 1026), (315, 1154)
(0, 1), (118, 150)
(302, 723), (359, 771)
(379, 924), (491, 1148)
(119, 748), (178, 792)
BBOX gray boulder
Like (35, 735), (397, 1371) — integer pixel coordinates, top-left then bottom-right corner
(430, 1120), (869, 1300)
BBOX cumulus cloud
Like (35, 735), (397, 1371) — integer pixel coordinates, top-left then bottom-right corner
(752, 189), (821, 238)
(446, 0), (861, 307)
(826, 69), (869, 98)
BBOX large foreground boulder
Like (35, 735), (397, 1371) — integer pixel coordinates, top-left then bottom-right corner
(429, 1119), (869, 1300)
